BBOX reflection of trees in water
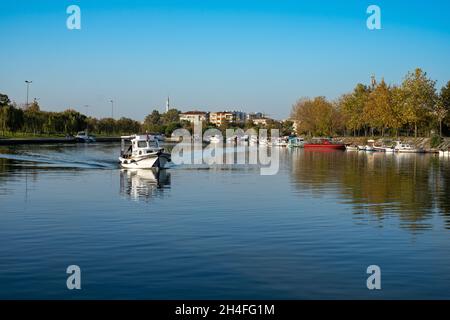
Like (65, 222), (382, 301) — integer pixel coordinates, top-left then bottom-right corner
(291, 151), (450, 231)
(435, 160), (450, 229)
(119, 169), (171, 202)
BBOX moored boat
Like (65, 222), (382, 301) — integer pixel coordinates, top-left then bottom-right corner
(75, 131), (96, 143)
(119, 135), (171, 169)
(273, 137), (288, 147)
(439, 148), (450, 157)
(394, 141), (424, 153)
(345, 145), (358, 151)
(287, 136), (304, 148)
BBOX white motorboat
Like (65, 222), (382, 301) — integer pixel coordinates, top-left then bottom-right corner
(259, 137), (270, 146)
(237, 135), (249, 143)
(439, 148), (450, 157)
(287, 137), (304, 148)
(75, 131), (96, 143)
(394, 141), (424, 153)
(383, 147), (395, 153)
(273, 137), (288, 147)
(209, 135), (222, 143)
(345, 145), (358, 151)
(357, 145), (366, 151)
(249, 135), (258, 145)
(119, 135), (171, 169)
(226, 135), (237, 143)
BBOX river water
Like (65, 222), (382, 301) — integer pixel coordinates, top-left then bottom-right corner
(0, 143), (449, 299)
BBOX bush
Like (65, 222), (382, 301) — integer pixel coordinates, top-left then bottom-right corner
(430, 134), (442, 148)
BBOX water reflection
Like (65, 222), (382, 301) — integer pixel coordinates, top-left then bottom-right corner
(119, 169), (171, 202)
(291, 150), (450, 230)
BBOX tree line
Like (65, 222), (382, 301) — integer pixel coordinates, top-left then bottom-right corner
(291, 68), (450, 137)
(0, 95), (141, 137)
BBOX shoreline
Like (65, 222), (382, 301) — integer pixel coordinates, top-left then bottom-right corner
(0, 137), (121, 145)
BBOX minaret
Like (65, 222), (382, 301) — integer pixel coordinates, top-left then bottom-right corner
(371, 74), (376, 89)
(166, 96), (170, 112)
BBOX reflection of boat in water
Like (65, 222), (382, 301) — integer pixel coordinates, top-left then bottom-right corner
(304, 138), (345, 150)
(120, 169), (170, 201)
(119, 135), (171, 169)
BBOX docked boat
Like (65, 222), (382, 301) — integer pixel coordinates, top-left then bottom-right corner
(439, 148), (450, 157)
(365, 145), (376, 152)
(249, 135), (258, 145)
(237, 135), (249, 143)
(119, 135), (171, 169)
(259, 137), (270, 146)
(209, 135), (222, 143)
(287, 137), (304, 148)
(273, 137), (288, 147)
(75, 131), (96, 143)
(345, 145), (358, 151)
(394, 141), (424, 153)
(304, 138), (345, 150)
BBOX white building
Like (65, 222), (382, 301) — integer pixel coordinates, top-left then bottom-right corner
(180, 111), (209, 123)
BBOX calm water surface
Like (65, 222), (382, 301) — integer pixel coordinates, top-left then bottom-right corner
(0, 143), (449, 299)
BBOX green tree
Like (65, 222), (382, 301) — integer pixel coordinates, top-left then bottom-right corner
(291, 97), (335, 136)
(401, 68), (437, 137)
(439, 81), (450, 134)
(339, 84), (370, 136)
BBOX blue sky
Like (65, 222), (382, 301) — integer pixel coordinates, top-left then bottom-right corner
(1, 0), (449, 120)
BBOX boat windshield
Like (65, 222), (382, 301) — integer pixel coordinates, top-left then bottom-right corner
(137, 141), (148, 148)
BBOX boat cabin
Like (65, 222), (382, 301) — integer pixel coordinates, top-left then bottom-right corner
(120, 135), (162, 158)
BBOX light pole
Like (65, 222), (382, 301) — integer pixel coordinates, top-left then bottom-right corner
(83, 104), (90, 117)
(109, 100), (114, 119)
(25, 80), (32, 108)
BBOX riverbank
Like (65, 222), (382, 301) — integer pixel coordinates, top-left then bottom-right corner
(0, 136), (121, 145)
(336, 136), (450, 151)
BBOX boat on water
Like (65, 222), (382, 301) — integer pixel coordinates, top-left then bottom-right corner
(237, 135), (249, 143)
(439, 148), (450, 157)
(287, 136), (304, 148)
(345, 145), (358, 151)
(304, 138), (345, 150)
(259, 137), (270, 146)
(119, 135), (171, 169)
(249, 135), (258, 145)
(394, 141), (424, 153)
(273, 137), (288, 147)
(209, 135), (222, 143)
(75, 131), (96, 143)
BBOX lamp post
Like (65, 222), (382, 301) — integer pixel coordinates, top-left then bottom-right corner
(25, 80), (32, 108)
(109, 100), (114, 119)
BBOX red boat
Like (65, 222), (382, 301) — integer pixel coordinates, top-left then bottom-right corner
(304, 138), (346, 150)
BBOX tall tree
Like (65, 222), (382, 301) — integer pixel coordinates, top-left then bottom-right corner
(291, 97), (335, 136)
(439, 81), (450, 132)
(339, 84), (370, 136)
(401, 68), (437, 137)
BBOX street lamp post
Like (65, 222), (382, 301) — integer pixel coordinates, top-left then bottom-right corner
(110, 100), (114, 119)
(25, 80), (32, 108)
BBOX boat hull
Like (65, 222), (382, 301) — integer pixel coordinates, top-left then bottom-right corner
(119, 153), (171, 169)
